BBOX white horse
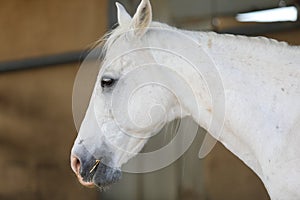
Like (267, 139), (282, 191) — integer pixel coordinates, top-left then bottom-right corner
(71, 0), (300, 199)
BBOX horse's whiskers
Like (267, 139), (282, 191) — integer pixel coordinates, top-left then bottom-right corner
(89, 160), (101, 174)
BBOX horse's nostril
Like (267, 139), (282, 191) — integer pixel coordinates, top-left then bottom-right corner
(71, 154), (81, 175)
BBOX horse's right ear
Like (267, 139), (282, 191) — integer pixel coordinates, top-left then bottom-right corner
(116, 2), (132, 27)
(131, 0), (152, 37)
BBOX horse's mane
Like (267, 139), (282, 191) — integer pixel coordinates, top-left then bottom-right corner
(211, 32), (288, 47)
(94, 21), (298, 62)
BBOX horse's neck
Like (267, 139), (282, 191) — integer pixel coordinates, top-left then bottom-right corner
(178, 30), (300, 193)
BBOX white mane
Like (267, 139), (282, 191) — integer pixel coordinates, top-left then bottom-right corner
(99, 20), (299, 64)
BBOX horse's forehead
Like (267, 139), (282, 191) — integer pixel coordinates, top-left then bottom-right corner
(103, 51), (136, 73)
(101, 32), (161, 75)
(103, 45), (149, 74)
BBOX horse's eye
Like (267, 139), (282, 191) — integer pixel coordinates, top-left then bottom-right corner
(101, 77), (115, 88)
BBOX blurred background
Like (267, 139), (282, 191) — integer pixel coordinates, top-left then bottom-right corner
(0, 0), (299, 199)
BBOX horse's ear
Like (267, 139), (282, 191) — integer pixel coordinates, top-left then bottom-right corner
(116, 2), (132, 27)
(131, 0), (152, 37)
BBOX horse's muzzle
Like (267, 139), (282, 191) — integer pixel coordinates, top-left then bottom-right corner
(70, 153), (122, 188)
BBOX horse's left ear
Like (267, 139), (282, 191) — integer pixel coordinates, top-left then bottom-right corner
(116, 2), (132, 27)
(131, 0), (152, 37)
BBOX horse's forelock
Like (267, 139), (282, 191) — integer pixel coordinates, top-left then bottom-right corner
(93, 22), (172, 68)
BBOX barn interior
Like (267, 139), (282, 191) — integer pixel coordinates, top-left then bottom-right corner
(0, 0), (299, 200)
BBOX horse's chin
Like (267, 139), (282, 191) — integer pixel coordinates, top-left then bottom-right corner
(92, 164), (122, 190)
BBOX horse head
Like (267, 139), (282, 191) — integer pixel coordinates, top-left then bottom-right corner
(70, 0), (191, 188)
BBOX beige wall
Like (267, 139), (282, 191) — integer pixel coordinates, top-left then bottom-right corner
(0, 0), (107, 61)
(203, 143), (269, 200)
(0, 0), (107, 199)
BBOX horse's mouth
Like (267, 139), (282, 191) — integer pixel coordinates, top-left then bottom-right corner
(71, 152), (122, 189)
(78, 159), (101, 188)
(74, 161), (122, 189)
(76, 173), (96, 188)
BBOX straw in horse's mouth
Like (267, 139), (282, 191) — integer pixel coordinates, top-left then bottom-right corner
(89, 160), (101, 174)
